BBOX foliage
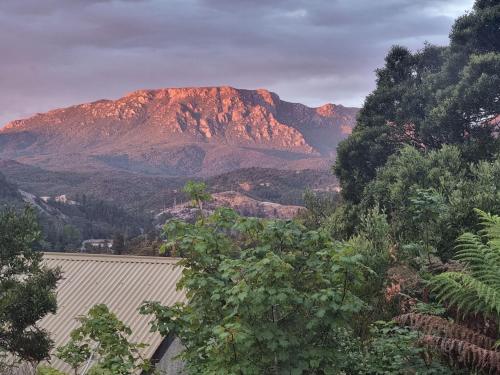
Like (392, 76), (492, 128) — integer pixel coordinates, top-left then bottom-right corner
(396, 313), (496, 349)
(346, 206), (395, 337)
(112, 233), (125, 255)
(430, 210), (500, 318)
(331, 3), (500, 364)
(299, 189), (340, 229)
(396, 313), (500, 374)
(393, 211), (500, 374)
(182, 180), (211, 212)
(334, 44), (444, 202)
(56, 304), (151, 375)
(409, 188), (446, 266)
(322, 200), (360, 241)
(206, 167), (337, 206)
(142, 207), (368, 374)
(122, 229), (163, 256)
(360, 146), (500, 259)
(0, 172), (23, 205)
(41, 193), (151, 252)
(0, 206), (61, 367)
(37, 366), (67, 375)
(360, 321), (454, 374)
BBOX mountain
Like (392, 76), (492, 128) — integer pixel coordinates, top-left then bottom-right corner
(0, 87), (357, 176)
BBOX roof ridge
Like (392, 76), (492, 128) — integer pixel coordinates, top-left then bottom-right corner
(42, 252), (181, 264)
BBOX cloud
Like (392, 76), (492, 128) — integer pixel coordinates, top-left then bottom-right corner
(0, 0), (473, 125)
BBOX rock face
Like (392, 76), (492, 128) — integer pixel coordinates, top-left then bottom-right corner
(0, 87), (358, 176)
(158, 191), (304, 221)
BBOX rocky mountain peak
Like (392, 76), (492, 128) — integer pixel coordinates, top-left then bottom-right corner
(0, 87), (358, 176)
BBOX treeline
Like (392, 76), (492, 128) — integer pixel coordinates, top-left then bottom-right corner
(42, 194), (152, 251)
(0, 172), (21, 203)
(1, 170), (151, 252)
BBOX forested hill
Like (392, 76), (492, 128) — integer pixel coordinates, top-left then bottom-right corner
(0, 171), (22, 205)
(0, 171), (149, 251)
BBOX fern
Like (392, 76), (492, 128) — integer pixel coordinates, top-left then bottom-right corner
(395, 211), (500, 373)
(395, 313), (496, 349)
(421, 335), (500, 374)
(430, 210), (500, 319)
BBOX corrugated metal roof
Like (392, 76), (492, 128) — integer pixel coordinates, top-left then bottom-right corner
(39, 252), (186, 373)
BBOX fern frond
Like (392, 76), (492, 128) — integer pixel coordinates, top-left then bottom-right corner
(431, 272), (500, 316)
(430, 210), (500, 320)
(395, 313), (496, 349)
(474, 209), (500, 249)
(455, 232), (500, 288)
(421, 335), (500, 374)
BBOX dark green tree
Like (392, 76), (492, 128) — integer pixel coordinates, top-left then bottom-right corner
(0, 207), (61, 369)
(112, 233), (125, 255)
(409, 189), (446, 266)
(335, 0), (499, 203)
(361, 145), (500, 259)
(334, 45), (444, 202)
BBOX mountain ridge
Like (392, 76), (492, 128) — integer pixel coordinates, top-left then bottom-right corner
(0, 86), (358, 176)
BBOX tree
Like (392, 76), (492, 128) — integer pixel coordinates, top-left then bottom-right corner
(334, 44), (444, 203)
(299, 189), (340, 229)
(0, 207), (61, 369)
(56, 304), (151, 375)
(62, 225), (82, 250)
(450, 0), (500, 55)
(360, 145), (500, 259)
(142, 208), (367, 374)
(335, 0), (500, 204)
(409, 189), (446, 266)
(112, 233), (125, 255)
(346, 206), (395, 338)
(182, 181), (211, 213)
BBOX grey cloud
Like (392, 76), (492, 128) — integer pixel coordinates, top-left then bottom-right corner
(0, 0), (473, 125)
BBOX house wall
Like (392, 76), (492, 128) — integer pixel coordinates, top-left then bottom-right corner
(153, 335), (185, 375)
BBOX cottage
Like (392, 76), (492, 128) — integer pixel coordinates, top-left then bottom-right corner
(36, 252), (186, 374)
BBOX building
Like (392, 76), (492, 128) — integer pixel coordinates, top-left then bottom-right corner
(37, 252), (186, 374)
(80, 239), (113, 252)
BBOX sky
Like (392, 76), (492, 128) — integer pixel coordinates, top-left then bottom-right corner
(0, 0), (473, 126)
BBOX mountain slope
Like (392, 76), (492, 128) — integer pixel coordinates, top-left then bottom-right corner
(158, 191), (304, 222)
(0, 87), (357, 176)
(0, 171), (23, 206)
(0, 160), (337, 211)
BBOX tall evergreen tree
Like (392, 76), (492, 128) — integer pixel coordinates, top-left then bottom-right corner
(335, 0), (500, 203)
(0, 207), (61, 369)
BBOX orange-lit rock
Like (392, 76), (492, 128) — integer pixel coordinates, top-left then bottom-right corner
(0, 86), (358, 176)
